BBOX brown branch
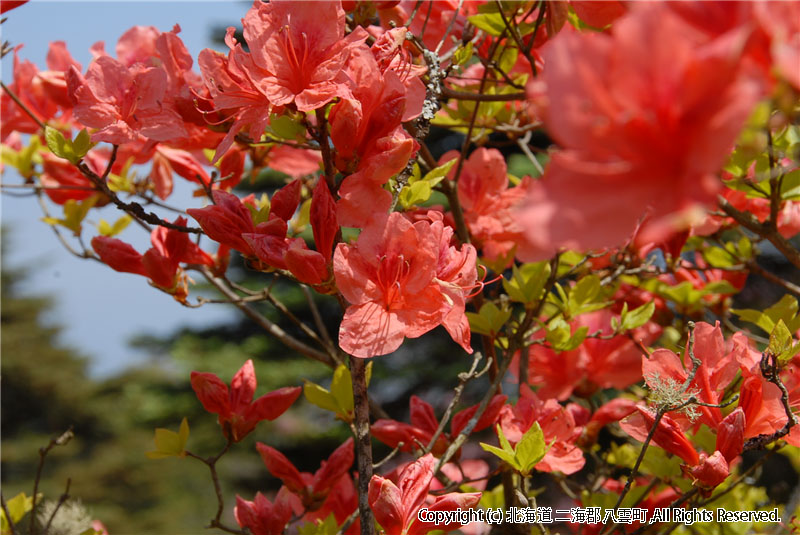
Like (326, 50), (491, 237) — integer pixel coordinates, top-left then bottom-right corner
(719, 195), (800, 270)
(315, 107), (337, 193)
(77, 162), (202, 234)
(746, 260), (800, 297)
(350, 356), (376, 535)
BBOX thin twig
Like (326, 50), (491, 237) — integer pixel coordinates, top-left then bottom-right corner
(30, 428), (74, 535)
(186, 441), (247, 535)
(441, 86), (527, 102)
(198, 266), (334, 367)
(743, 351), (798, 451)
(302, 285), (335, 351)
(423, 351), (486, 454)
(1, 80), (46, 130)
(373, 442), (405, 469)
(43, 479), (71, 534)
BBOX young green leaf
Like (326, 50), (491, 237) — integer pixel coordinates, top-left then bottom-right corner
(330, 364), (354, 415)
(145, 417), (189, 459)
(466, 302), (511, 337)
(1, 492), (35, 530)
(515, 422), (547, 476)
(98, 215), (132, 237)
(621, 301), (655, 331)
(303, 381), (340, 414)
(298, 513), (339, 535)
(480, 425), (518, 467)
(45, 126), (77, 163)
(72, 128), (92, 159)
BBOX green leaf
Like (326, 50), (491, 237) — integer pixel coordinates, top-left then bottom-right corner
(502, 262), (550, 305)
(734, 295), (800, 334)
(298, 513), (339, 535)
(72, 128), (92, 159)
(545, 315), (590, 351)
(780, 169), (800, 200)
(769, 319), (800, 365)
(566, 274), (607, 317)
(45, 126), (78, 163)
(399, 159), (457, 209)
(703, 280), (740, 295)
(478, 484), (505, 510)
(496, 422), (516, 455)
(658, 281), (704, 307)
(480, 424), (548, 477)
(98, 215), (132, 237)
(146, 417), (189, 459)
(467, 12), (506, 36)
(453, 41), (473, 66)
(303, 381), (340, 414)
(267, 113), (307, 142)
(480, 425), (518, 467)
(2, 136), (41, 178)
(420, 158), (456, 186)
(570, 274), (600, 306)
(466, 302), (511, 337)
(515, 422), (546, 476)
(330, 364), (354, 416)
(41, 196), (98, 236)
(1, 492), (34, 529)
(291, 198), (312, 234)
(737, 236), (753, 259)
(107, 156), (136, 193)
(704, 246), (736, 268)
(480, 443), (518, 467)
(399, 181), (432, 208)
(732, 308), (776, 334)
(621, 301), (655, 331)
(497, 47), (518, 75)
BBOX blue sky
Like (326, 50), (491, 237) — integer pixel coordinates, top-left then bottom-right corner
(1, 1), (252, 376)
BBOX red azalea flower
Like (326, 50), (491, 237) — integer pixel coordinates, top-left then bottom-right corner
(334, 212), (476, 357)
(67, 56), (187, 145)
(234, 487), (293, 535)
(371, 394), (507, 456)
(191, 359), (301, 442)
(256, 437), (354, 509)
(518, 3), (764, 259)
(619, 406), (700, 466)
(368, 453), (481, 535)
